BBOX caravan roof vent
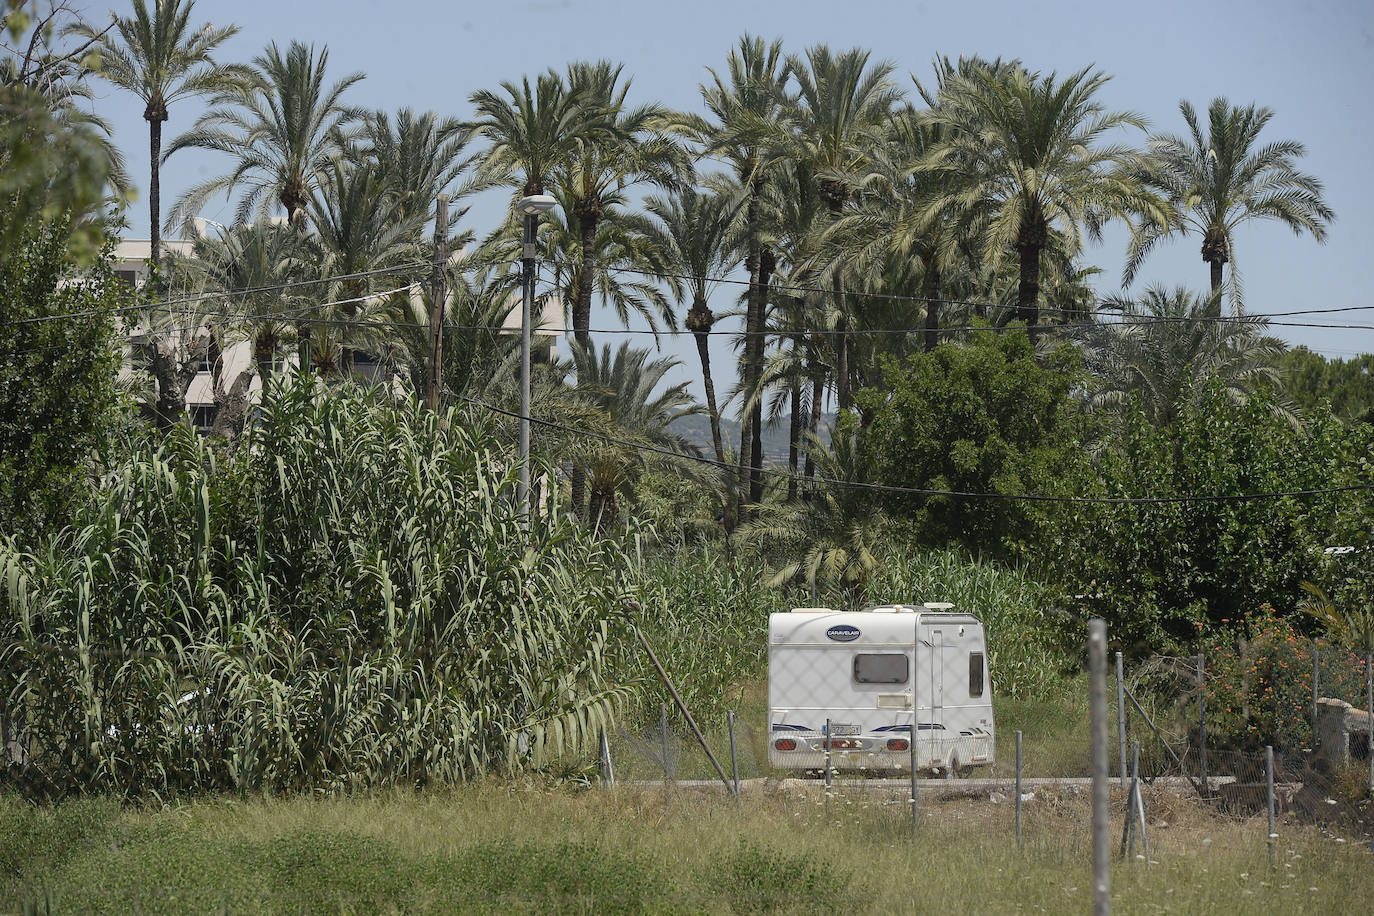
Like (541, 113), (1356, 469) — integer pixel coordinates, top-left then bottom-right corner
(864, 604), (916, 613)
(922, 602), (955, 610)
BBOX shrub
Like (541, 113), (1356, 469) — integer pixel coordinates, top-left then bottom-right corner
(1201, 606), (1370, 750)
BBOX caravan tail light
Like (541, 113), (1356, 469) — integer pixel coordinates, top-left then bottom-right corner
(885, 738), (910, 751)
(774, 738), (798, 751)
(825, 738), (862, 750)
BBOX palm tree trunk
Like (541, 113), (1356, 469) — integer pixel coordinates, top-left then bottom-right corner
(689, 303), (725, 465)
(1209, 259), (1224, 295)
(788, 377), (801, 502)
(148, 117), (163, 272)
(749, 247), (774, 504)
(747, 179), (769, 516)
(922, 257), (941, 352)
(574, 212), (598, 350)
(1016, 211), (1047, 339)
(1016, 243), (1042, 339)
(804, 370), (823, 488)
(570, 210), (599, 522)
(834, 274), (850, 410)
(733, 409), (752, 524)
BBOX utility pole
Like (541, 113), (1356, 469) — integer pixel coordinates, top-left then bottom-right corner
(518, 205), (535, 515)
(425, 195), (449, 411)
(515, 194), (556, 521)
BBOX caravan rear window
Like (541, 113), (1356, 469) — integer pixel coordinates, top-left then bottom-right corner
(853, 653), (909, 684)
(969, 652), (985, 698)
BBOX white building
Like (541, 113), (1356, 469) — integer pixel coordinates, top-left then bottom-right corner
(114, 239), (565, 432)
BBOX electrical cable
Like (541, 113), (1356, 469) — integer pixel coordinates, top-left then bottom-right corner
(459, 396), (1374, 506)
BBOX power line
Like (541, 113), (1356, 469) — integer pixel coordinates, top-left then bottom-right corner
(460, 396), (1374, 506)
(0, 261), (431, 329)
(600, 263), (1374, 323)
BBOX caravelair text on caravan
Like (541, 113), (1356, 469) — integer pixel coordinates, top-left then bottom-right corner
(768, 604), (994, 774)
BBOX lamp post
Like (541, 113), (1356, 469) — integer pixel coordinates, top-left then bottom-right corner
(515, 194), (557, 522)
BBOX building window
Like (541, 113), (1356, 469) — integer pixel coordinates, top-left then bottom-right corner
(853, 653), (909, 685)
(190, 405), (216, 432)
(969, 652), (984, 698)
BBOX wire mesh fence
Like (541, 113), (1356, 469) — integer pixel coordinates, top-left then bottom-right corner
(5, 612), (1374, 887)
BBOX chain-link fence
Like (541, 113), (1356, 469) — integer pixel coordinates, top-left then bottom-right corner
(6, 611), (1374, 895)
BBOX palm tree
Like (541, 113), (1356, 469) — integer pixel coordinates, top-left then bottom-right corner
(785, 44), (902, 410)
(554, 60), (689, 349)
(924, 62), (1158, 336)
(169, 220), (310, 384)
(528, 190), (675, 336)
(166, 40), (365, 229)
(76, 0), (245, 267)
(308, 156), (427, 374)
(1076, 285), (1291, 428)
(738, 430), (884, 602)
(469, 69), (585, 198)
(691, 35), (791, 509)
(820, 104), (963, 355)
(568, 342), (702, 533)
(643, 186), (741, 464)
(363, 107), (473, 232)
(1126, 98), (1334, 312)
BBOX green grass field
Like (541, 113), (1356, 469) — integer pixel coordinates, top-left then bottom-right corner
(3, 783), (1370, 914)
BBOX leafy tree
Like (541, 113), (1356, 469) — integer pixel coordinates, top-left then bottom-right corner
(166, 222), (309, 395)
(1, 3), (126, 264)
(76, 0), (246, 267)
(0, 221), (125, 543)
(923, 62), (1157, 335)
(1077, 285), (1290, 428)
(1126, 98), (1334, 310)
(1062, 383), (1374, 648)
(851, 331), (1093, 559)
(166, 39), (365, 228)
(1278, 347), (1374, 424)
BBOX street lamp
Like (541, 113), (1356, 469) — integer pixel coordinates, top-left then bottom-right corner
(516, 194), (557, 523)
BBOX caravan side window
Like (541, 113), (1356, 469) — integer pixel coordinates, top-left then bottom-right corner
(853, 653), (909, 684)
(969, 652), (985, 698)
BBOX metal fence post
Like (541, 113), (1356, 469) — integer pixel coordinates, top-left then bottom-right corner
(1015, 730), (1023, 849)
(1089, 619), (1111, 916)
(1265, 745), (1276, 870)
(599, 726), (615, 788)
(909, 724), (919, 836)
(1116, 651), (1128, 789)
(1133, 740), (1150, 864)
(824, 717), (833, 795)
(727, 711), (741, 807)
(1366, 653), (1373, 798)
(1197, 652), (1209, 800)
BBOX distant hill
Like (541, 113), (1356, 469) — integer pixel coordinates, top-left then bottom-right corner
(669, 413), (833, 463)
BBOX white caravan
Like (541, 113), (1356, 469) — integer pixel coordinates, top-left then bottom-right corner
(767, 604), (994, 774)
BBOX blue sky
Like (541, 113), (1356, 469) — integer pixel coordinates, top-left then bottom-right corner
(77, 0), (1374, 404)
